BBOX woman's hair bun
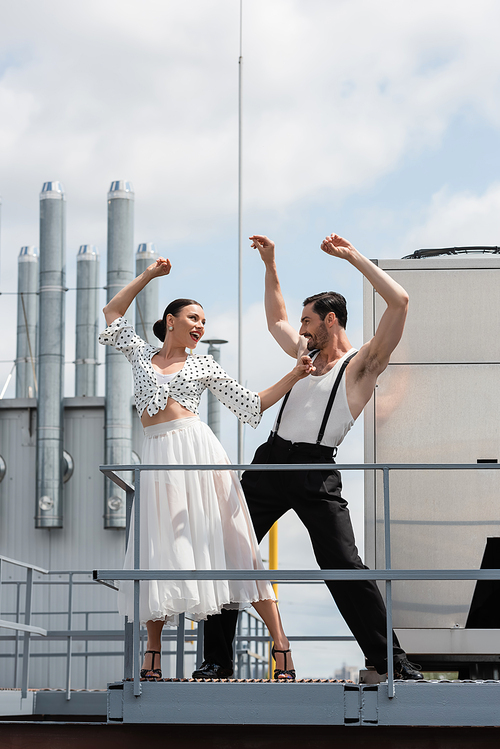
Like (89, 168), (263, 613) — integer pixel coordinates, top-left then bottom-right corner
(153, 318), (166, 342)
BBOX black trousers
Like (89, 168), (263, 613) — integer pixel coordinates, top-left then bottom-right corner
(203, 433), (404, 675)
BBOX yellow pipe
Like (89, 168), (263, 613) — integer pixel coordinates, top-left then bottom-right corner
(269, 521), (278, 598)
(268, 521), (278, 678)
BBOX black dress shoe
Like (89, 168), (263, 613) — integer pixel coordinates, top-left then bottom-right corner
(394, 656), (424, 680)
(192, 661), (233, 679)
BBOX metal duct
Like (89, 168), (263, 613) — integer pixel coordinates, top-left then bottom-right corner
(36, 181), (66, 529)
(75, 245), (99, 396)
(104, 180), (134, 529)
(135, 243), (158, 343)
(201, 340), (228, 440)
(16, 246), (39, 399)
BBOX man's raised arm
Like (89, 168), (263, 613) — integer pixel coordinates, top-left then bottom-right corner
(250, 235), (301, 358)
(321, 234), (409, 377)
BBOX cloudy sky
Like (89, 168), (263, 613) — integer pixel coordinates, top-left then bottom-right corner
(1, 0), (500, 677)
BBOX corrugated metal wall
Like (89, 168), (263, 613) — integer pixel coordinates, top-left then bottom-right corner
(0, 399), (128, 688)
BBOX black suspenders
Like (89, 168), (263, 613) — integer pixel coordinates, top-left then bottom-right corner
(315, 351), (357, 445)
(273, 351), (357, 445)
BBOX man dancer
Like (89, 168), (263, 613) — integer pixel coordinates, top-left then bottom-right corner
(193, 233), (422, 681)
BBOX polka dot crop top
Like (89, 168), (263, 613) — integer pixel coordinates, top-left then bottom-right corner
(98, 316), (262, 427)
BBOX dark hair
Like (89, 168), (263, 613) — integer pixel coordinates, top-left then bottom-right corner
(153, 298), (203, 342)
(302, 291), (348, 329)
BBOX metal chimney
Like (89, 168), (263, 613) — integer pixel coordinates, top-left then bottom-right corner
(36, 181), (66, 529)
(75, 245), (99, 396)
(104, 181), (134, 529)
(201, 340), (228, 440)
(16, 246), (39, 399)
(135, 243), (158, 343)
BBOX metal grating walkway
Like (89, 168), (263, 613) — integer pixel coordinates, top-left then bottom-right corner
(108, 679), (500, 726)
(2, 680), (500, 727)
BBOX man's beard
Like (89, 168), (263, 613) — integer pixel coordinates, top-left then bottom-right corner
(306, 322), (329, 350)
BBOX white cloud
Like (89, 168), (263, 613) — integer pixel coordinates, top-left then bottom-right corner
(1, 0), (500, 242)
(401, 183), (500, 251)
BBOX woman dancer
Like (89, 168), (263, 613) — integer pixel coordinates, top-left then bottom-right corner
(99, 257), (313, 681)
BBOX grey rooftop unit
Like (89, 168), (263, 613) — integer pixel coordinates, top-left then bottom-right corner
(363, 253), (500, 674)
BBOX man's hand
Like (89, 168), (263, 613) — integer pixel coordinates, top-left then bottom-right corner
(148, 257), (172, 277)
(320, 234), (357, 261)
(250, 235), (275, 265)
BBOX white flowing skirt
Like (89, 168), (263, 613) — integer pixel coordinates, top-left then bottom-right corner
(117, 416), (275, 626)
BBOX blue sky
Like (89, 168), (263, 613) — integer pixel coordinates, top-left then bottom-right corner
(1, 0), (500, 676)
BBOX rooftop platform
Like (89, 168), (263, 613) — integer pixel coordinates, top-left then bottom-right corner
(108, 678), (500, 727)
(2, 678), (500, 728)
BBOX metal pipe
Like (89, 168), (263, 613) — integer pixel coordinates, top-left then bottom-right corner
(237, 0), (243, 465)
(176, 614), (185, 679)
(196, 620), (204, 669)
(21, 567), (33, 698)
(200, 339), (228, 440)
(36, 181), (66, 529)
(269, 523), (278, 600)
(104, 180), (134, 529)
(133, 467), (141, 695)
(75, 245), (99, 396)
(84, 612), (89, 689)
(135, 243), (158, 344)
(65, 572), (74, 700)
(14, 582), (21, 687)
(16, 246), (39, 398)
(383, 467), (395, 698)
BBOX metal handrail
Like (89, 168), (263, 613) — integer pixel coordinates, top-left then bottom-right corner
(96, 461), (500, 699)
(0, 555), (49, 697)
(0, 586), (277, 691)
(0, 555), (48, 574)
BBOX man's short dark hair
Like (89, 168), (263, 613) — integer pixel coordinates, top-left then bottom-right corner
(302, 292), (348, 329)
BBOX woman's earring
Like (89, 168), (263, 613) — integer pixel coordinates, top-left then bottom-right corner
(168, 326), (174, 331)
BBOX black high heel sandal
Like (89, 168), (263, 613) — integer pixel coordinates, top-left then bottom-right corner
(140, 650), (162, 681)
(272, 645), (296, 681)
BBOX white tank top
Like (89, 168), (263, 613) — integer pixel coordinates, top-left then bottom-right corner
(275, 348), (357, 448)
(155, 371), (177, 385)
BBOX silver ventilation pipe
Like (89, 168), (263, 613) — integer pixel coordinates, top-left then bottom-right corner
(36, 181), (66, 529)
(75, 245), (99, 396)
(201, 339), (228, 440)
(104, 180), (134, 529)
(135, 243), (158, 343)
(16, 246), (39, 399)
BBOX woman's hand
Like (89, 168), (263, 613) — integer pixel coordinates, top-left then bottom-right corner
(259, 355), (315, 412)
(103, 257), (171, 325)
(148, 257), (172, 277)
(292, 355), (315, 380)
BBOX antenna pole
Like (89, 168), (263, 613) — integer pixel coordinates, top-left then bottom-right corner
(237, 0), (244, 464)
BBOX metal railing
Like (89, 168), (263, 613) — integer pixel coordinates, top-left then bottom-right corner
(0, 572), (272, 697)
(95, 461), (500, 699)
(0, 555), (48, 698)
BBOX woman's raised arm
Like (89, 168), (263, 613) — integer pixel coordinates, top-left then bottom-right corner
(103, 258), (171, 325)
